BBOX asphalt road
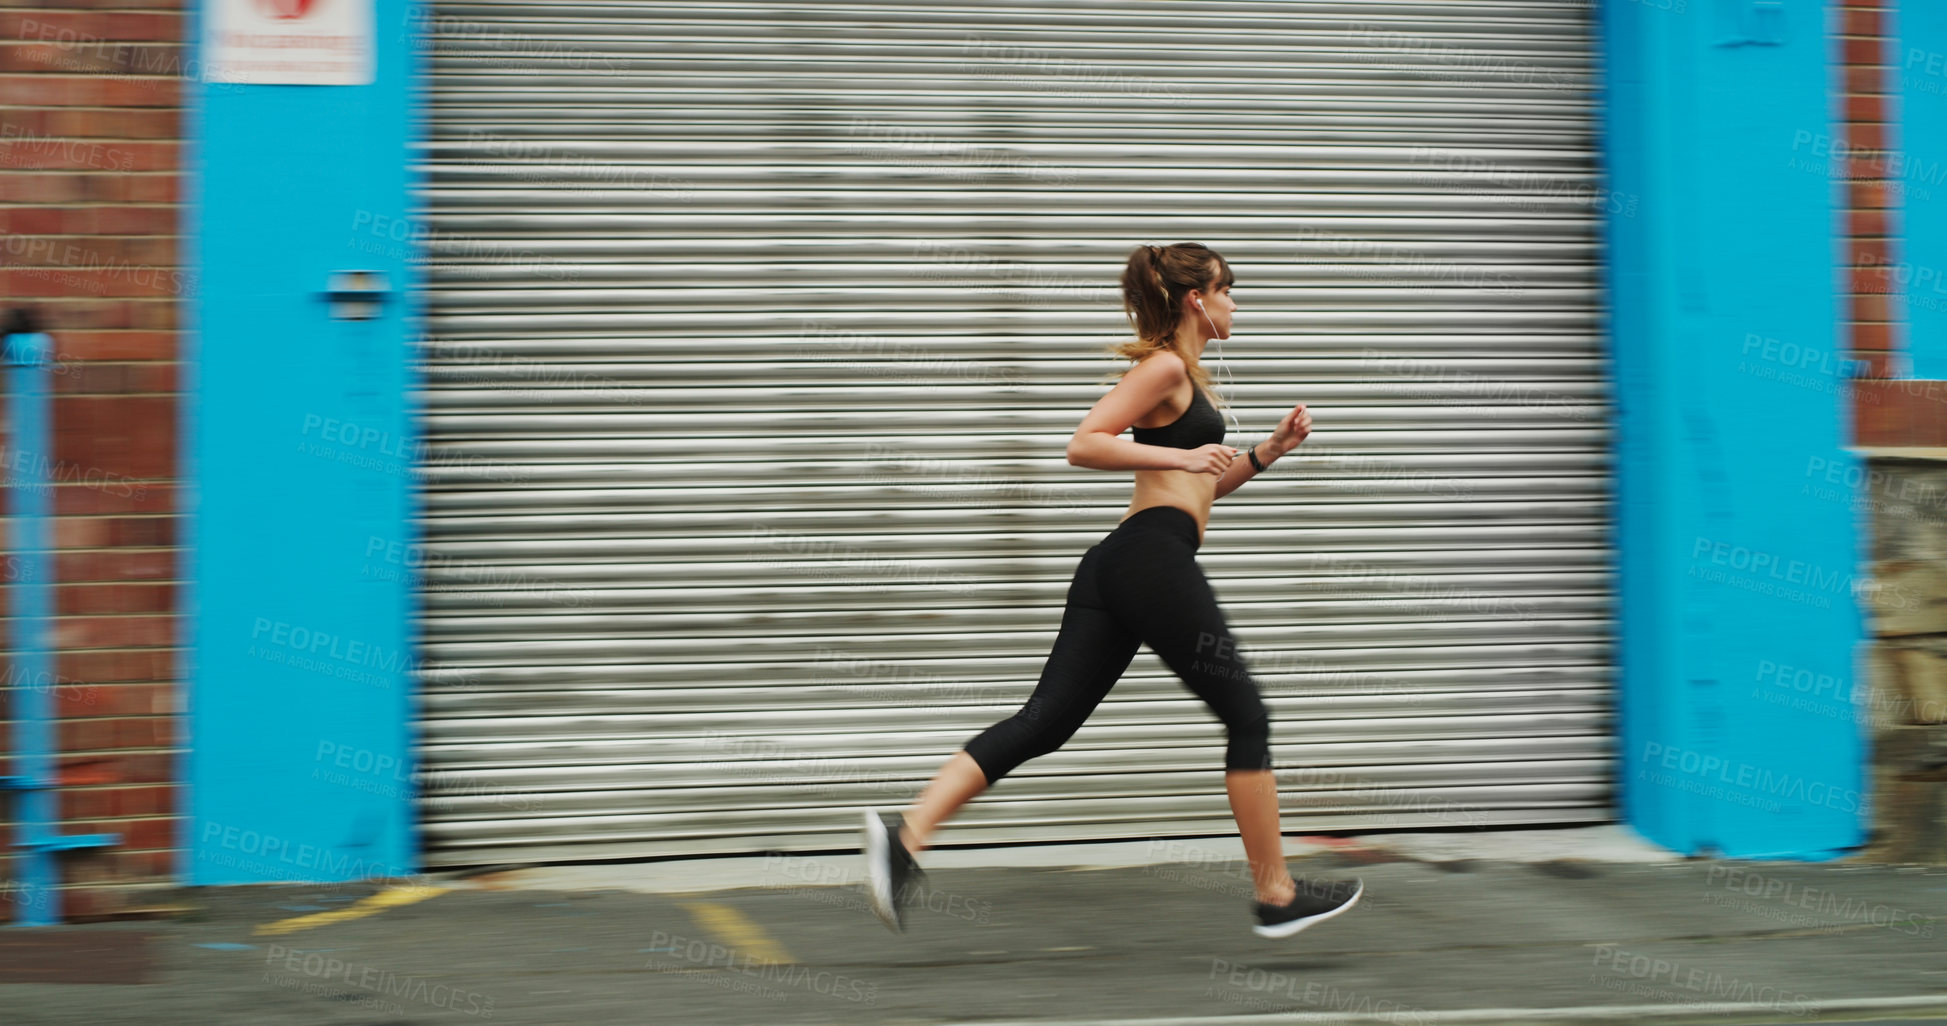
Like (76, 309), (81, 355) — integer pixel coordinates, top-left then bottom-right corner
(5, 850), (1947, 1025)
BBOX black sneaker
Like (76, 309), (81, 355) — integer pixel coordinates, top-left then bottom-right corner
(861, 809), (925, 932)
(1253, 876), (1363, 939)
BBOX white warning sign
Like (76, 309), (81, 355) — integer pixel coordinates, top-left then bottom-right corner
(204, 0), (374, 86)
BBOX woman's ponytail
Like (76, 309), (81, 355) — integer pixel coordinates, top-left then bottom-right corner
(1121, 244), (1180, 346)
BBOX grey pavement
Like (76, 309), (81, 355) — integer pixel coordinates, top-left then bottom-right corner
(6, 827), (1947, 1026)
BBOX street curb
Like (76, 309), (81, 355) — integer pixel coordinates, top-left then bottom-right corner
(946, 994), (1947, 1026)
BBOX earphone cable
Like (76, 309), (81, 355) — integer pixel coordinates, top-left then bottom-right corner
(1200, 304), (1245, 441)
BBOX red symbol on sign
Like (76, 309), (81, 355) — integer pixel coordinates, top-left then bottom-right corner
(254, 0), (319, 18)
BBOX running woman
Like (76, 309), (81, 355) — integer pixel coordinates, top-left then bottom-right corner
(863, 242), (1363, 938)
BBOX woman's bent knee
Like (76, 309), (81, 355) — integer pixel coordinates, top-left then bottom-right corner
(961, 746), (1001, 787)
(965, 714), (1074, 785)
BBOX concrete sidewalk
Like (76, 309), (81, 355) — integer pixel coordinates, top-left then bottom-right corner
(8, 827), (1947, 1025)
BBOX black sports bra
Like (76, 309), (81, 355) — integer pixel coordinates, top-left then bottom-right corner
(1130, 385), (1226, 450)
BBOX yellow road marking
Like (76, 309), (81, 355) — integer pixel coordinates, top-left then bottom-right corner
(680, 900), (797, 965)
(254, 886), (449, 937)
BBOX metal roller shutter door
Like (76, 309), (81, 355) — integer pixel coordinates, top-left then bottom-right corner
(415, 0), (1615, 867)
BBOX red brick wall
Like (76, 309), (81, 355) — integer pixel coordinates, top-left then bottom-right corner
(1, 2), (184, 920)
(1841, 0), (1900, 382)
(1845, 0), (1947, 442)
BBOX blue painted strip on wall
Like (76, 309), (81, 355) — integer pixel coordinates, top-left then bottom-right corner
(1899, 3), (1947, 378)
(185, 0), (421, 884)
(1602, 0), (1866, 858)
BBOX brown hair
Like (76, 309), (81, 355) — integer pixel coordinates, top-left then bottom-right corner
(1112, 242), (1234, 399)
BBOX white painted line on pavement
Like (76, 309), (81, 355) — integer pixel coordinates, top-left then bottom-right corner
(947, 994), (1947, 1026)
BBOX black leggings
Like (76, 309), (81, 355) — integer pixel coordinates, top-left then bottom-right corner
(962, 505), (1273, 785)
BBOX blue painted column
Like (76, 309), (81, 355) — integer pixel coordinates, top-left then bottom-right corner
(1899, 3), (1947, 378)
(1600, 0), (1867, 857)
(184, 0), (423, 883)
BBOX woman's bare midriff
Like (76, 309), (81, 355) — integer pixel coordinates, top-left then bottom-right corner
(1122, 469), (1217, 543)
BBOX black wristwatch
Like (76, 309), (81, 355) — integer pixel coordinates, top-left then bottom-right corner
(1247, 444), (1267, 472)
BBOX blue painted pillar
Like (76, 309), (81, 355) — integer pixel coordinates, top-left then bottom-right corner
(1898, 3), (1947, 378)
(1601, 0), (1867, 858)
(184, 0), (422, 883)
